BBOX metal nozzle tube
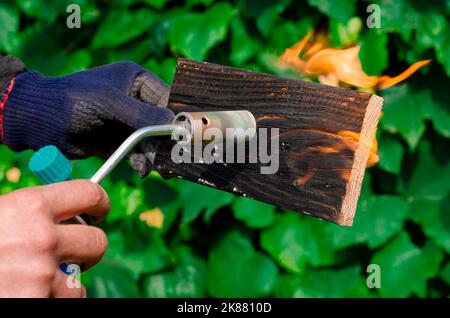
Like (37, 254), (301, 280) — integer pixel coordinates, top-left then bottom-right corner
(174, 110), (256, 144)
(90, 124), (180, 184)
(90, 110), (256, 184)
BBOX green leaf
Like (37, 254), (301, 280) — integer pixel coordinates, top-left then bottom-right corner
(0, 145), (14, 166)
(421, 82), (450, 138)
(80, 2), (100, 24)
(168, 2), (235, 60)
(0, 4), (19, 53)
(107, 40), (152, 64)
(201, 191), (233, 222)
(147, 16), (172, 59)
(416, 12), (447, 50)
(359, 30), (388, 76)
(144, 248), (207, 297)
(308, 0), (356, 23)
(105, 232), (173, 278)
(378, 133), (405, 175)
(261, 212), (334, 273)
(110, 0), (141, 6)
(267, 19), (314, 54)
(409, 194), (450, 253)
(207, 231), (278, 297)
(85, 260), (141, 297)
(230, 17), (258, 66)
(425, 98), (450, 139)
(441, 262), (450, 285)
(62, 50), (92, 73)
(371, 233), (444, 297)
(10, 23), (92, 76)
(436, 30), (450, 77)
(371, 0), (421, 41)
(232, 197), (275, 228)
(108, 181), (145, 222)
(256, 0), (290, 37)
(329, 195), (409, 249)
(238, 0), (281, 18)
(143, 58), (177, 84)
(186, 0), (214, 9)
(176, 180), (234, 225)
(329, 17), (362, 48)
(92, 9), (156, 49)
(406, 138), (450, 201)
(17, 0), (70, 23)
(72, 157), (104, 179)
(141, 176), (179, 233)
(274, 266), (369, 297)
(381, 84), (426, 150)
(0, 146), (19, 190)
(144, 0), (168, 10)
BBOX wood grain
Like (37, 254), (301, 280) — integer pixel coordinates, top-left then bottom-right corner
(153, 58), (383, 225)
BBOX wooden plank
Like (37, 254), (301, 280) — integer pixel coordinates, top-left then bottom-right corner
(153, 58), (383, 225)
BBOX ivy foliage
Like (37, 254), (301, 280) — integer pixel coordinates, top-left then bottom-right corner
(0, 0), (449, 297)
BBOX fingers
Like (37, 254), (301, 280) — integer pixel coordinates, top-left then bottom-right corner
(132, 71), (170, 107)
(51, 270), (86, 298)
(55, 225), (108, 270)
(115, 94), (175, 129)
(23, 180), (110, 223)
(46, 180), (110, 223)
(129, 151), (153, 178)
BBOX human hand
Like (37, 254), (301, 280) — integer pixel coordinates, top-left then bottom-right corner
(0, 180), (110, 297)
(2, 61), (174, 176)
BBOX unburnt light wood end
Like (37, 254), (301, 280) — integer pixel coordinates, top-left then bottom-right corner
(339, 94), (383, 226)
(154, 58), (383, 226)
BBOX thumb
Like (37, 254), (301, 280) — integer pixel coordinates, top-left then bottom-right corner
(132, 71), (170, 107)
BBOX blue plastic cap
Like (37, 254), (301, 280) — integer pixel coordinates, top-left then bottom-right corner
(29, 145), (72, 184)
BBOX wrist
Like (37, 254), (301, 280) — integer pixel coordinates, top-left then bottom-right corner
(2, 72), (72, 152)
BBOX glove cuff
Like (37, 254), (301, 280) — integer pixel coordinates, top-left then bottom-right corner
(2, 71), (72, 152)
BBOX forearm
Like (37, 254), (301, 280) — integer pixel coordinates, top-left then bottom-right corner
(0, 55), (27, 148)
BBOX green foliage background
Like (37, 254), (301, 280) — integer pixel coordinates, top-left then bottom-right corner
(0, 0), (449, 297)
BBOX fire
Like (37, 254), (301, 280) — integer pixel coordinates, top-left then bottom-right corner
(279, 32), (428, 168)
(337, 130), (379, 168)
(280, 32), (431, 90)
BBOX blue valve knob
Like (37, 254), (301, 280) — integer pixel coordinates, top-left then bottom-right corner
(29, 145), (72, 184)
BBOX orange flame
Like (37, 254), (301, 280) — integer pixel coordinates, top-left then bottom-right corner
(279, 31), (415, 168)
(280, 32), (431, 90)
(337, 130), (379, 168)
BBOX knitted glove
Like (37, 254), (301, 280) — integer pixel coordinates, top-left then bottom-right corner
(0, 61), (174, 177)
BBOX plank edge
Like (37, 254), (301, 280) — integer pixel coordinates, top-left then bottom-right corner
(339, 94), (383, 226)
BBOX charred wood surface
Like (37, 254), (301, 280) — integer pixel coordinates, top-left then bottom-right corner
(154, 58), (383, 225)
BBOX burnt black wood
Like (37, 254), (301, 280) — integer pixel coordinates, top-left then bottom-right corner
(153, 58), (375, 225)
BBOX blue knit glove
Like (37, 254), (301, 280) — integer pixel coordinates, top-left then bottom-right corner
(1, 61), (174, 176)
